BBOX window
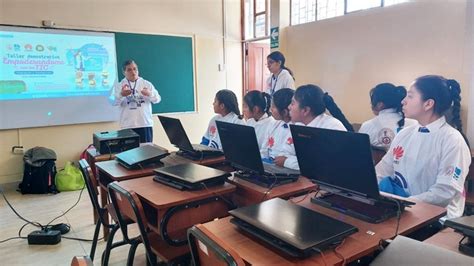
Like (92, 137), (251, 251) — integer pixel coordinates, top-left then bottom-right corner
(244, 0), (270, 40)
(291, 0), (410, 26)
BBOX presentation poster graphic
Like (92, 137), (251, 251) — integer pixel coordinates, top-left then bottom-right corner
(0, 27), (118, 100)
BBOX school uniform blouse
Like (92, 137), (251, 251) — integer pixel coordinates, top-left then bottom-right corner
(306, 113), (347, 131)
(201, 112), (245, 150)
(375, 116), (471, 219)
(359, 108), (417, 149)
(265, 69), (295, 96)
(260, 120), (299, 170)
(246, 113), (276, 149)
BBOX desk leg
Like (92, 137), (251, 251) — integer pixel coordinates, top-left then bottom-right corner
(100, 185), (110, 241)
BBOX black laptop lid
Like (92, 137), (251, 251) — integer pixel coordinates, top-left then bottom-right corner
(216, 121), (265, 174)
(154, 163), (230, 184)
(158, 115), (194, 152)
(229, 198), (357, 250)
(290, 125), (381, 199)
(115, 145), (169, 165)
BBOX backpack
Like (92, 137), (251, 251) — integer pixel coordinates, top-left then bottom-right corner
(19, 147), (58, 194)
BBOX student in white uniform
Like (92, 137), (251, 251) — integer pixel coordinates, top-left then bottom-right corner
(359, 83), (417, 149)
(265, 51), (295, 96)
(243, 91), (275, 149)
(112, 60), (161, 143)
(289, 84), (353, 132)
(260, 88), (299, 170)
(376, 75), (471, 220)
(201, 89), (245, 149)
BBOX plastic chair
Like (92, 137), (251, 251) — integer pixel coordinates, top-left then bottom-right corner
(188, 224), (245, 266)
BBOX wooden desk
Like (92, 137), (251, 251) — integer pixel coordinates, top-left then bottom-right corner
(200, 193), (446, 265)
(227, 175), (316, 207)
(119, 176), (236, 260)
(424, 228), (465, 254)
(95, 152), (227, 239)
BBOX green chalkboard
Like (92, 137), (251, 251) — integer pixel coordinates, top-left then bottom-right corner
(115, 32), (195, 113)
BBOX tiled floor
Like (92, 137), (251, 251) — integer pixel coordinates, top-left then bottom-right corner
(0, 183), (148, 265)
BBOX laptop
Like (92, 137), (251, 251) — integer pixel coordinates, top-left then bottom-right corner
(444, 216), (474, 256)
(229, 198), (358, 258)
(115, 145), (169, 169)
(216, 121), (300, 187)
(153, 163), (230, 190)
(158, 115), (223, 159)
(290, 125), (415, 223)
(371, 235), (473, 265)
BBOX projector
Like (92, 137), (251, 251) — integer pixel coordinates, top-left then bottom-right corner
(93, 129), (140, 155)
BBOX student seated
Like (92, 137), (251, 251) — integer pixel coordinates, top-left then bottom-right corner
(243, 90), (275, 149)
(201, 89), (245, 149)
(359, 83), (416, 149)
(289, 84), (353, 131)
(376, 75), (471, 220)
(260, 88), (298, 170)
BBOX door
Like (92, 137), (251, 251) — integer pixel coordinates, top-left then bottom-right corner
(244, 42), (270, 94)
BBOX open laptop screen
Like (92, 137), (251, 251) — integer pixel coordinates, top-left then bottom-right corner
(290, 125), (381, 199)
(216, 121), (265, 174)
(158, 115), (194, 152)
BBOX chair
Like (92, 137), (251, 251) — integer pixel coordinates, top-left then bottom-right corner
(78, 159), (129, 265)
(188, 224), (245, 266)
(70, 256), (93, 266)
(108, 182), (162, 266)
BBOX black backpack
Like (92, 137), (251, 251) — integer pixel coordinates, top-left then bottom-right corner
(19, 147), (58, 194)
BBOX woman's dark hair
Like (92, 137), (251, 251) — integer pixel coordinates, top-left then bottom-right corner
(370, 83), (407, 128)
(215, 89), (242, 119)
(413, 75), (463, 131)
(272, 88), (294, 117)
(122, 59), (136, 71)
(244, 91), (271, 116)
(294, 84), (354, 131)
(267, 51), (295, 79)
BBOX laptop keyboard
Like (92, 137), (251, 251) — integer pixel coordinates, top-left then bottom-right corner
(192, 144), (221, 152)
(263, 163), (300, 176)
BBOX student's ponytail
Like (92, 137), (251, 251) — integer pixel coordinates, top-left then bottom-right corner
(216, 89), (242, 119)
(395, 86), (407, 129)
(447, 79), (462, 132)
(243, 91), (272, 117)
(262, 92), (272, 116)
(323, 93), (354, 132)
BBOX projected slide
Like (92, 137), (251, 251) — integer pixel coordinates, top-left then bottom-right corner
(0, 27), (117, 100)
(0, 26), (119, 130)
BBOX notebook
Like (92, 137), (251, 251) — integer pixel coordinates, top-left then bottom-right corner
(158, 115), (223, 159)
(153, 163), (230, 190)
(290, 125), (414, 223)
(216, 121), (299, 187)
(229, 198), (358, 257)
(115, 145), (169, 169)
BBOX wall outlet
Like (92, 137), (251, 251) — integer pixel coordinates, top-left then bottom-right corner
(12, 146), (25, 155)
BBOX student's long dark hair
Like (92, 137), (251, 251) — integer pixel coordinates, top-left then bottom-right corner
(243, 90), (272, 117)
(413, 75), (468, 146)
(273, 88), (294, 116)
(370, 83), (407, 128)
(294, 84), (354, 131)
(267, 51), (295, 80)
(215, 89), (242, 119)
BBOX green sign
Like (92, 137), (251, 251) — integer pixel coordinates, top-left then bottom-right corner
(270, 27), (279, 49)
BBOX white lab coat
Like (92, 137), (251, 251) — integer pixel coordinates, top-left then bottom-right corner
(260, 120), (299, 170)
(202, 112), (245, 149)
(246, 113), (276, 149)
(359, 108), (417, 149)
(375, 116), (471, 219)
(112, 77), (161, 129)
(265, 69), (295, 95)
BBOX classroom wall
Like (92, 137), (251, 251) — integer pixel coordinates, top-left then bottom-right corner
(0, 0), (242, 184)
(280, 0), (473, 141)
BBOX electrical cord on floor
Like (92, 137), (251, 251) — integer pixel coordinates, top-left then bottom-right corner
(44, 183), (86, 228)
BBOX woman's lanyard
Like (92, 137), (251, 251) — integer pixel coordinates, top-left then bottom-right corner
(127, 79), (138, 95)
(270, 70), (282, 95)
